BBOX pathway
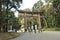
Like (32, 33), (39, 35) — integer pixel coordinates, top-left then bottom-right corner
(10, 31), (60, 40)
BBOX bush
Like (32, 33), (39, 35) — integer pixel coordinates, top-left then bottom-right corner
(43, 28), (55, 31)
(43, 27), (60, 31)
(55, 28), (60, 31)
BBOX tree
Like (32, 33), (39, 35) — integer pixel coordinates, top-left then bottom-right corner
(32, 0), (57, 28)
(1, 0), (22, 10)
(0, 0), (2, 32)
(32, 0), (43, 12)
(52, 0), (60, 27)
(0, 8), (20, 32)
(12, 17), (20, 32)
(0, 0), (22, 32)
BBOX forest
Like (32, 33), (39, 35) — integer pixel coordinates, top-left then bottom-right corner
(32, 0), (60, 31)
(0, 0), (60, 32)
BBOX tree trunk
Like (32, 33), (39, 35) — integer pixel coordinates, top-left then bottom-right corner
(0, 0), (2, 32)
(43, 17), (48, 28)
(5, 0), (9, 32)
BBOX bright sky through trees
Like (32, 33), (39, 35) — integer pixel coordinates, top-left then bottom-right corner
(15, 0), (45, 17)
(20, 0), (39, 10)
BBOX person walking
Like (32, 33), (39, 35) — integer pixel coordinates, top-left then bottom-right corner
(33, 25), (36, 33)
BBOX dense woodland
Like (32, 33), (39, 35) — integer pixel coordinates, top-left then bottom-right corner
(32, 0), (60, 29)
(0, 0), (60, 32)
(0, 0), (22, 32)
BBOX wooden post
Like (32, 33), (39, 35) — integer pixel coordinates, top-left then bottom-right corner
(38, 13), (42, 32)
(24, 13), (27, 32)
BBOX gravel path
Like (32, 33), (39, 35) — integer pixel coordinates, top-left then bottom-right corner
(10, 31), (60, 40)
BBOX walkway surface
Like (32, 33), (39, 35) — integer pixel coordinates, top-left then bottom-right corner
(10, 31), (60, 40)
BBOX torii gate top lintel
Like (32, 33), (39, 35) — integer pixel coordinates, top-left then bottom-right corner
(18, 10), (43, 15)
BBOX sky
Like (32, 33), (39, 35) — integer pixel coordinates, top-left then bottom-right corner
(15, 0), (39, 17)
(15, 0), (45, 17)
(20, 0), (39, 10)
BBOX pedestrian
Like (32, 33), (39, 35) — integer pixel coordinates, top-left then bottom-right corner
(33, 25), (36, 33)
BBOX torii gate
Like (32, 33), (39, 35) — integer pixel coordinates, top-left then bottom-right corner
(18, 10), (43, 32)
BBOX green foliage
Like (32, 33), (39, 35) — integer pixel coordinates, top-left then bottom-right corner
(43, 28), (60, 31)
(32, 0), (43, 12)
(31, 17), (38, 25)
(12, 18), (20, 30)
(2, 0), (22, 10)
(43, 28), (55, 31)
(0, 8), (20, 32)
(52, 0), (60, 27)
(32, 0), (60, 29)
(0, 0), (22, 32)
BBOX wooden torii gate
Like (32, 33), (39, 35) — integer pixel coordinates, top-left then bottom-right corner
(18, 10), (43, 32)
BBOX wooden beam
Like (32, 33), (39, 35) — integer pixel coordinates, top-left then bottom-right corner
(18, 10), (43, 15)
(24, 13), (27, 32)
(37, 13), (42, 32)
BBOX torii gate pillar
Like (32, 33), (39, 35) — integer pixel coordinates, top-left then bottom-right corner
(24, 13), (27, 32)
(38, 13), (42, 32)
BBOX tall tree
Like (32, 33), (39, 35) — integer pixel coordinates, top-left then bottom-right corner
(32, 0), (43, 12)
(52, 0), (60, 27)
(0, 0), (2, 32)
(32, 0), (57, 28)
(0, 0), (22, 32)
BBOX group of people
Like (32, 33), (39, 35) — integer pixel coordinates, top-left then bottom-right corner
(27, 25), (42, 33)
